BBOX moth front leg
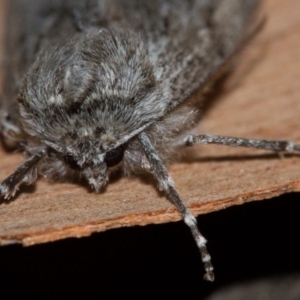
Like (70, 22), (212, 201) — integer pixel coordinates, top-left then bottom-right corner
(138, 132), (214, 281)
(0, 150), (46, 200)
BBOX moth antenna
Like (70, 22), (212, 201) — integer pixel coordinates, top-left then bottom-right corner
(184, 134), (300, 153)
(138, 132), (214, 282)
(0, 150), (46, 200)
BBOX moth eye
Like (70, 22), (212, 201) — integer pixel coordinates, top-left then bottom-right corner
(63, 155), (81, 171)
(104, 146), (124, 168)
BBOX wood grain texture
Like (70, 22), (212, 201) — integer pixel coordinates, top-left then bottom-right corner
(0, 0), (300, 246)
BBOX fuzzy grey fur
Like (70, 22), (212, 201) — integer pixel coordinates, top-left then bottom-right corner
(0, 0), (259, 188)
(0, 0), (263, 280)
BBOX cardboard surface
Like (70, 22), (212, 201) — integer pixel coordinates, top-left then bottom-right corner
(0, 0), (300, 246)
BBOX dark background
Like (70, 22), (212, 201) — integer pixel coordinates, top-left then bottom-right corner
(0, 192), (299, 299)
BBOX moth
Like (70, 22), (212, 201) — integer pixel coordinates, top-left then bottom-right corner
(1, 0), (298, 281)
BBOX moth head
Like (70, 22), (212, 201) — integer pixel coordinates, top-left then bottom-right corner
(61, 145), (125, 191)
(16, 29), (167, 191)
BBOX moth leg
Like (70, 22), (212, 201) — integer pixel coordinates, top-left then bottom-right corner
(0, 105), (24, 148)
(0, 151), (46, 200)
(184, 134), (300, 153)
(138, 132), (214, 282)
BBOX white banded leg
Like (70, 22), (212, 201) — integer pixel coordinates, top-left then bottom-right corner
(184, 134), (300, 153)
(0, 150), (46, 200)
(138, 132), (214, 281)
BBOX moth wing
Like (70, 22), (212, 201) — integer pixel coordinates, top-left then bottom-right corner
(0, 0), (76, 143)
(97, 0), (260, 111)
(135, 0), (260, 111)
(0, 0), (260, 144)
